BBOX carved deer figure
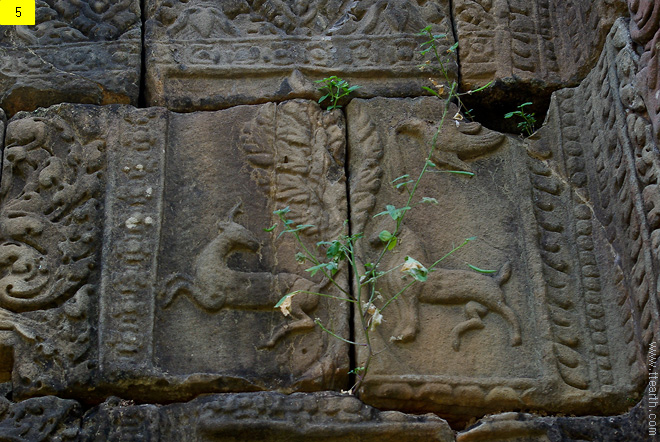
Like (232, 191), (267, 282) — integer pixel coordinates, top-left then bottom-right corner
(380, 227), (521, 351)
(160, 203), (318, 348)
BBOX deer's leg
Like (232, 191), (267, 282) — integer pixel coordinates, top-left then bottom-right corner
(390, 289), (420, 343)
(262, 306), (316, 349)
(451, 301), (488, 351)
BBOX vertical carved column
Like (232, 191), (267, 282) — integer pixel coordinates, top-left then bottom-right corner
(99, 108), (167, 378)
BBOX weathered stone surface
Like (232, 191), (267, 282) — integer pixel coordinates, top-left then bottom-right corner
(628, 0), (660, 146)
(347, 48), (648, 421)
(454, 0), (628, 127)
(80, 392), (454, 441)
(144, 0), (456, 111)
(531, 17), (660, 373)
(457, 398), (649, 441)
(0, 0), (141, 116)
(0, 100), (349, 401)
(0, 396), (81, 441)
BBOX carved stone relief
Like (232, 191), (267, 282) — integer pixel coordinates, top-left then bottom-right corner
(144, 0), (456, 111)
(0, 3), (658, 440)
(0, 105), (106, 399)
(0, 0), (141, 115)
(530, 17), (660, 383)
(347, 92), (644, 423)
(453, 0), (628, 103)
(0, 100), (349, 401)
(628, 0), (660, 146)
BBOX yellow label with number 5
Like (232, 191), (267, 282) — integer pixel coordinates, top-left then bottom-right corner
(0, 0), (35, 25)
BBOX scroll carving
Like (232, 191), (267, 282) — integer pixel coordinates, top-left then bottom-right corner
(0, 106), (106, 397)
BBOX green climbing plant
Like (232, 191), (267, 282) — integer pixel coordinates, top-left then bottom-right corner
(316, 76), (361, 110)
(271, 27), (493, 395)
(504, 102), (537, 136)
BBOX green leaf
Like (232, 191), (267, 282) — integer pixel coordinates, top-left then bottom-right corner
(422, 86), (439, 97)
(426, 159), (437, 168)
(326, 241), (342, 259)
(274, 293), (292, 308)
(295, 252), (306, 263)
(417, 25), (433, 35)
(387, 237), (398, 251)
(503, 112), (516, 119)
(447, 42), (459, 53)
(395, 180), (414, 189)
(467, 81), (493, 94)
(466, 263), (496, 273)
(264, 224), (278, 232)
(379, 230), (393, 242)
(305, 263), (326, 277)
(391, 174), (410, 184)
(420, 197), (438, 205)
(273, 207), (291, 216)
(520, 102), (533, 107)
(431, 170), (475, 176)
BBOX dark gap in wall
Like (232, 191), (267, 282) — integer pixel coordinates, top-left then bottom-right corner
(447, 0), (557, 135)
(137, 0), (148, 108)
(460, 79), (559, 135)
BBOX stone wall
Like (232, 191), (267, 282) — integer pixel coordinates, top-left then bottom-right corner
(0, 1), (657, 440)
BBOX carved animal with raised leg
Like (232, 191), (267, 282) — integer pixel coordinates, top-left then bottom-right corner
(380, 228), (521, 350)
(160, 203), (318, 348)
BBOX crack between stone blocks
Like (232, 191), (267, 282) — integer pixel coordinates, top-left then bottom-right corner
(342, 106), (357, 391)
(447, 0), (461, 93)
(138, 0), (147, 108)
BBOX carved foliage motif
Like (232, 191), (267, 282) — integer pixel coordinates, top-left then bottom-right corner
(152, 0), (443, 38)
(586, 20), (660, 364)
(0, 396), (81, 441)
(238, 100), (349, 359)
(0, 0), (140, 45)
(0, 106), (106, 396)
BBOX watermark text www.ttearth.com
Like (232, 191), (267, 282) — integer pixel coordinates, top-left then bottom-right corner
(650, 341), (658, 436)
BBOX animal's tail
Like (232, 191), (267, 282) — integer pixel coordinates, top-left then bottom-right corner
(493, 261), (511, 286)
(160, 273), (194, 308)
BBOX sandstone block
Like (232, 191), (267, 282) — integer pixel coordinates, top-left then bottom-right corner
(0, 100), (349, 400)
(144, 0), (456, 111)
(454, 0), (628, 111)
(0, 0), (141, 115)
(347, 86), (647, 423)
(80, 392), (455, 442)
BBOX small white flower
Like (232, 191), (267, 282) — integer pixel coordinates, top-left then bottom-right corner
(362, 302), (377, 315)
(279, 294), (293, 317)
(369, 309), (383, 331)
(401, 257), (424, 273)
